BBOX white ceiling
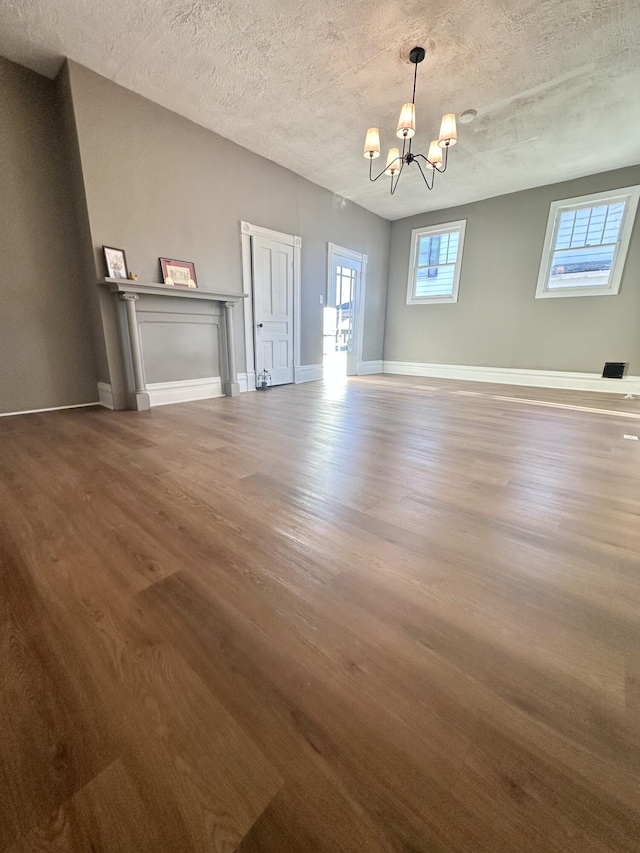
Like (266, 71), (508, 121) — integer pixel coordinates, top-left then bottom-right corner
(2, 0), (639, 220)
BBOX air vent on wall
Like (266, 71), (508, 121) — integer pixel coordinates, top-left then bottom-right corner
(602, 362), (627, 379)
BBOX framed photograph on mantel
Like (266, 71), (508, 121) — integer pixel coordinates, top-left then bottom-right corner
(103, 246), (129, 279)
(160, 258), (198, 289)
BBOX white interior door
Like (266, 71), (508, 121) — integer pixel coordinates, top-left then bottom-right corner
(325, 252), (361, 377)
(252, 235), (295, 386)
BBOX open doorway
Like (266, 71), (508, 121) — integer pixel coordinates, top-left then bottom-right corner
(323, 244), (366, 380)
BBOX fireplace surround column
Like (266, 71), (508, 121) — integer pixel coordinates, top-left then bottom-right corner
(118, 292), (151, 411)
(223, 301), (240, 397)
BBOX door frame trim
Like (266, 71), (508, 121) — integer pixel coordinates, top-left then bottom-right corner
(327, 242), (368, 376)
(241, 221), (301, 389)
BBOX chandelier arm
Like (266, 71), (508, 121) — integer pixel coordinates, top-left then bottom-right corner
(414, 157), (435, 190)
(435, 144), (449, 173)
(414, 151), (445, 174)
(414, 152), (436, 168)
(370, 153), (403, 183)
(390, 158), (405, 195)
(369, 156), (390, 182)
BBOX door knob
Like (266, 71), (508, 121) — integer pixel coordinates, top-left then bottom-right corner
(257, 323), (264, 328)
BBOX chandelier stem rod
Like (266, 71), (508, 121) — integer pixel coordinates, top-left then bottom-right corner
(407, 54), (420, 156)
(411, 56), (418, 105)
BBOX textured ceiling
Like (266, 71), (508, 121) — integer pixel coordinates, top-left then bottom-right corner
(1, 0), (639, 220)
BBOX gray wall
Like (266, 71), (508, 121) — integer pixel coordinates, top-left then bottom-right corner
(0, 57), (97, 414)
(385, 165), (640, 374)
(64, 61), (390, 398)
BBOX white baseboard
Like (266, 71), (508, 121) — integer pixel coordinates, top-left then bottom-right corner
(295, 364), (324, 383)
(146, 376), (223, 407)
(358, 360), (383, 375)
(237, 371), (256, 393)
(382, 361), (640, 395)
(97, 382), (114, 409)
(0, 400), (99, 418)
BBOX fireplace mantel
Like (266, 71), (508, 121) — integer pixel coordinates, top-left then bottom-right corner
(98, 278), (246, 410)
(100, 278), (246, 303)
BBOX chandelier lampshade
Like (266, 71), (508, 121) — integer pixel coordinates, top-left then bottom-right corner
(385, 147), (401, 175)
(363, 127), (381, 159)
(426, 140), (443, 169)
(396, 103), (416, 139)
(438, 113), (458, 147)
(363, 47), (460, 194)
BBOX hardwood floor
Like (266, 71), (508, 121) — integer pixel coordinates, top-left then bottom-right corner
(1, 374), (640, 852)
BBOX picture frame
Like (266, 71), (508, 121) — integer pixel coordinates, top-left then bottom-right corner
(160, 258), (198, 289)
(103, 246), (129, 280)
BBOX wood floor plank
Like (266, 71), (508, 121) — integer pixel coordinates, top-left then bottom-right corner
(449, 722), (640, 853)
(0, 545), (118, 851)
(236, 778), (397, 853)
(7, 760), (161, 853)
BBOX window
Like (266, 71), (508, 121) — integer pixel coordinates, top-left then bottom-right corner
(407, 220), (466, 304)
(535, 186), (640, 299)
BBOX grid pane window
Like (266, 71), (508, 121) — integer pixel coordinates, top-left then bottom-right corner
(547, 202), (625, 290)
(408, 221), (466, 304)
(536, 190), (638, 298)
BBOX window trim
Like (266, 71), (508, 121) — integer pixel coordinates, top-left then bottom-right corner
(535, 186), (640, 299)
(406, 219), (467, 305)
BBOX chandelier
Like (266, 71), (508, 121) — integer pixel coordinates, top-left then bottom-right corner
(363, 46), (457, 194)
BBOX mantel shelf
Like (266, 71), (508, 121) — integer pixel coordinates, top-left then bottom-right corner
(99, 278), (246, 302)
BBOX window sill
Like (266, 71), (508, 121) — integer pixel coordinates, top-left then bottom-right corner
(407, 297), (458, 305)
(535, 287), (619, 299)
